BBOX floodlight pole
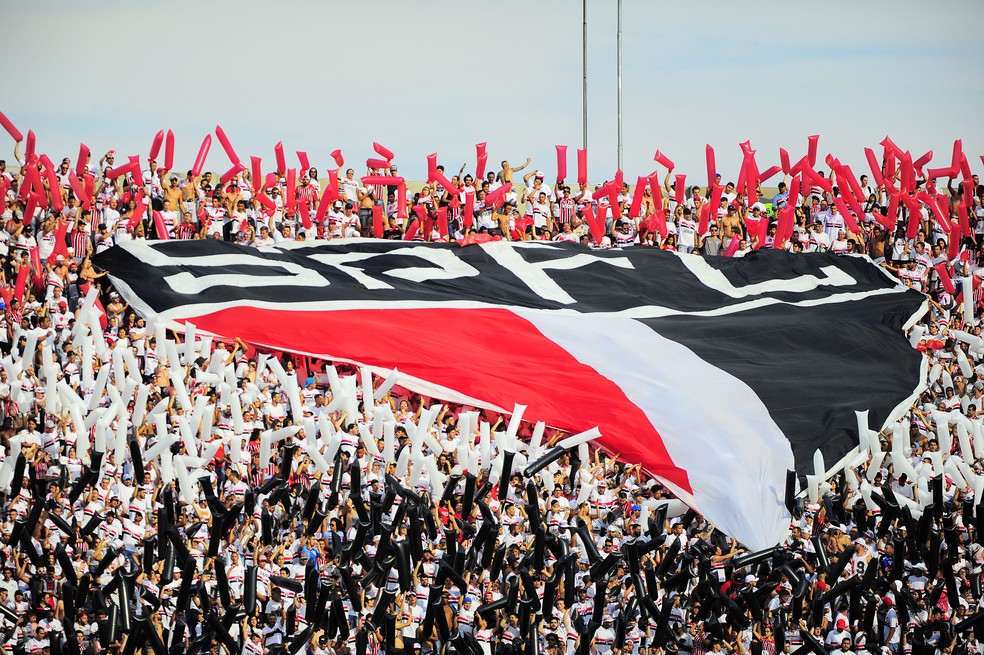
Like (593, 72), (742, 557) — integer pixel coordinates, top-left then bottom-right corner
(583, 0), (588, 152)
(617, 0), (623, 170)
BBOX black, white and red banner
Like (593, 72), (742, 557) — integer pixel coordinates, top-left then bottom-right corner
(94, 240), (926, 549)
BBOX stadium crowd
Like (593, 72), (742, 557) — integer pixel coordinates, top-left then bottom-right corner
(0, 135), (982, 655)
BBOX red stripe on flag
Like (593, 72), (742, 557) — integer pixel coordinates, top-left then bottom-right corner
(184, 306), (692, 492)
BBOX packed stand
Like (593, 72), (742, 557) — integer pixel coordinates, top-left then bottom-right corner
(0, 131), (982, 655)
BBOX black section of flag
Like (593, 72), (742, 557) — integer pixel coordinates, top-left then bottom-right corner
(641, 295), (923, 481)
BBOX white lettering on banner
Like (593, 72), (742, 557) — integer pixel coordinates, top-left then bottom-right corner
(122, 241), (885, 310)
(674, 255), (859, 298)
(126, 241), (481, 294)
(481, 241), (634, 305)
(120, 242), (329, 293)
(307, 248), (480, 290)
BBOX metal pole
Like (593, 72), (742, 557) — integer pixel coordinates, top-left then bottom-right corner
(617, 0), (623, 170)
(582, 0), (588, 152)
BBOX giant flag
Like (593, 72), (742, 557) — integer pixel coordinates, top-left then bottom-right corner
(93, 240), (926, 549)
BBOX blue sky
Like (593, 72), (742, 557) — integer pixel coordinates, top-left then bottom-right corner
(4, 0), (982, 184)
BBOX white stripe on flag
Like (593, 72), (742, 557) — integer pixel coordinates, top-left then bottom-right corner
(518, 309), (794, 550)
